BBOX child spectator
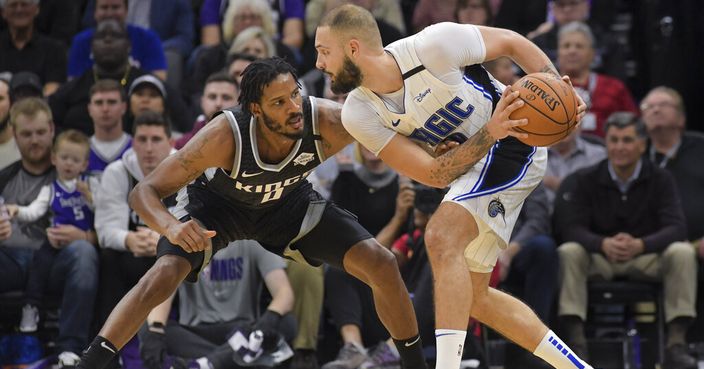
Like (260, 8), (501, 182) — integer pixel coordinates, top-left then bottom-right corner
(6, 129), (98, 333)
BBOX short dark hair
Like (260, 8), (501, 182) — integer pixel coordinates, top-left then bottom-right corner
(226, 52), (258, 67)
(205, 71), (237, 87)
(455, 0), (494, 25)
(90, 79), (125, 101)
(132, 110), (171, 138)
(238, 57), (300, 115)
(604, 111), (647, 139)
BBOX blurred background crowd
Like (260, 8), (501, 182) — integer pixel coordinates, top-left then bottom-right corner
(0, 1), (702, 369)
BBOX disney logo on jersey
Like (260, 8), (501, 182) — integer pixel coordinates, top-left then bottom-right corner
(521, 79), (561, 111)
(414, 88), (431, 103)
(235, 169), (314, 203)
(293, 152), (315, 166)
(409, 96), (474, 145)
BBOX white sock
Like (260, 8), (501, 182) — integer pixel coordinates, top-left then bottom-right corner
(533, 330), (593, 369)
(435, 329), (466, 369)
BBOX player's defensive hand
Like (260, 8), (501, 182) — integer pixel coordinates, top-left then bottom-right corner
(486, 87), (529, 140)
(561, 75), (587, 124)
(165, 219), (216, 253)
(140, 325), (167, 369)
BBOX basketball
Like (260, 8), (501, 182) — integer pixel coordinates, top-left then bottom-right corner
(508, 72), (579, 146)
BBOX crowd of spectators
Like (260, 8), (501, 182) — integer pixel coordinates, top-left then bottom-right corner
(0, 0), (702, 369)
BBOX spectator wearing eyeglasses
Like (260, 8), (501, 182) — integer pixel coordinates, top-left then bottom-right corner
(556, 21), (637, 137)
(641, 87), (704, 260)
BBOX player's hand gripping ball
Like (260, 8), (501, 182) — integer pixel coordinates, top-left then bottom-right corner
(509, 72), (579, 146)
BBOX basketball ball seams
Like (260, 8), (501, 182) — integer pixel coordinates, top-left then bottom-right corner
(531, 74), (571, 122)
(508, 72), (578, 146)
(517, 96), (568, 127)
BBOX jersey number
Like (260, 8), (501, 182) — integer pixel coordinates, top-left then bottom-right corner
(73, 207), (85, 221)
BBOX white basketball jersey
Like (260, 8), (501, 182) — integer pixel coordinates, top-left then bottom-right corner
(349, 37), (503, 149)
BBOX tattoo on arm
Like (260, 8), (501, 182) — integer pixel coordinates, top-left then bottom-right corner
(429, 126), (495, 185)
(540, 64), (560, 76)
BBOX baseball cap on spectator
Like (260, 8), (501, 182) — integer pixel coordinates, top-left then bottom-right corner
(10, 71), (43, 102)
(128, 75), (166, 98)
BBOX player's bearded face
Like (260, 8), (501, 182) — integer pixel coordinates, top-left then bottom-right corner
(330, 55), (362, 94)
(262, 110), (305, 140)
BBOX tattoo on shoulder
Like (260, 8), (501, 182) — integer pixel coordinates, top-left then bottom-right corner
(428, 127), (495, 184)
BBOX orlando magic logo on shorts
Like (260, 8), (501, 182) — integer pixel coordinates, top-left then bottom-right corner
(487, 199), (505, 219)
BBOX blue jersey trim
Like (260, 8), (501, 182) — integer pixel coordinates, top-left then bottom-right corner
(462, 76), (493, 102)
(452, 145), (537, 201)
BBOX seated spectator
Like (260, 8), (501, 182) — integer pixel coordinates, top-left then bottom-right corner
(455, 0), (493, 26)
(138, 240), (296, 369)
(0, 0), (82, 47)
(226, 52), (257, 85)
(5, 130), (98, 334)
(51, 20), (191, 136)
(0, 97), (98, 369)
(0, 76), (20, 170)
(86, 79), (132, 177)
(496, 184), (557, 369)
(640, 87), (704, 252)
(123, 0), (195, 90)
(9, 71), (44, 102)
(323, 145), (412, 369)
(528, 0), (624, 81)
(175, 72), (238, 149)
(200, 0), (305, 52)
(50, 19), (146, 134)
(69, 0), (167, 80)
(190, 0), (298, 98)
(228, 26), (276, 59)
(557, 22), (637, 137)
(554, 114), (697, 367)
(543, 124), (606, 203)
(94, 111), (176, 366)
(0, 0), (66, 95)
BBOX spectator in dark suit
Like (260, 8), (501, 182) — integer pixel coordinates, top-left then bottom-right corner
(554, 113), (697, 367)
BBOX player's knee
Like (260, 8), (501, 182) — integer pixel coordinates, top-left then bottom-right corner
(354, 241), (399, 284)
(135, 256), (187, 306)
(425, 226), (468, 258)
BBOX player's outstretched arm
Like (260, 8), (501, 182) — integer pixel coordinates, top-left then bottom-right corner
(128, 115), (236, 252)
(316, 97), (355, 157)
(378, 87), (528, 188)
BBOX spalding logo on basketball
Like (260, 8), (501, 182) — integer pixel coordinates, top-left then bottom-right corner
(509, 72), (578, 147)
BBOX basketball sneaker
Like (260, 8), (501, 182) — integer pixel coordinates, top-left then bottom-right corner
(359, 341), (400, 369)
(321, 342), (368, 369)
(19, 304), (39, 332)
(58, 351), (81, 369)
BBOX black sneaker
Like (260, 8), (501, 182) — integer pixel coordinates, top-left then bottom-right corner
(291, 349), (319, 369)
(664, 344), (697, 369)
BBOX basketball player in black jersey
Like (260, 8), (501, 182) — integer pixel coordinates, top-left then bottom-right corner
(78, 57), (429, 369)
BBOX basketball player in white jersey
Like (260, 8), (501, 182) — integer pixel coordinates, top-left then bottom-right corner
(315, 5), (591, 369)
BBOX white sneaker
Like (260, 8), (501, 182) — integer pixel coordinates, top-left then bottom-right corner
(58, 351), (81, 369)
(19, 304), (39, 332)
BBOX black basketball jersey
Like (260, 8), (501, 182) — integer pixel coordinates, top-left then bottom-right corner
(173, 96), (328, 248)
(205, 96), (325, 208)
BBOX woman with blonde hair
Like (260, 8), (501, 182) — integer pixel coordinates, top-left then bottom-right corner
(228, 26), (277, 59)
(222, 0), (277, 44)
